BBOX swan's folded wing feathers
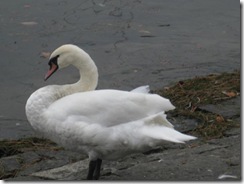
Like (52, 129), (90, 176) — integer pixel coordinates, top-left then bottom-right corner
(47, 90), (175, 127)
(144, 112), (174, 128)
(130, 85), (150, 94)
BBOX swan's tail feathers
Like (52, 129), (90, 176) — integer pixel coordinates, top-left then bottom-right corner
(141, 126), (197, 144)
(131, 85), (150, 94)
(141, 113), (197, 144)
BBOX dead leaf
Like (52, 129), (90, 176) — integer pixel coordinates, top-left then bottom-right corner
(216, 115), (224, 123)
(222, 91), (237, 98)
(21, 21), (38, 26)
(178, 81), (184, 88)
(40, 52), (51, 59)
(24, 4), (31, 8)
(139, 30), (150, 34)
(164, 87), (170, 91)
(190, 105), (197, 112)
(188, 143), (198, 148)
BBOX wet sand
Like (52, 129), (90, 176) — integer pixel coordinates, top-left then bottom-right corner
(0, 0), (240, 139)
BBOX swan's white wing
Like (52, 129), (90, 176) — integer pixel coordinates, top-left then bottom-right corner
(130, 85), (150, 93)
(45, 89), (175, 127)
(43, 90), (196, 160)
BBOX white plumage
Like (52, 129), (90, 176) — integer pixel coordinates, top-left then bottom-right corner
(25, 44), (196, 179)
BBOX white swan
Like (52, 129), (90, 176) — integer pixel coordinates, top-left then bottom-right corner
(25, 44), (196, 180)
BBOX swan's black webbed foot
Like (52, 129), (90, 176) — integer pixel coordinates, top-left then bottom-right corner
(87, 158), (103, 180)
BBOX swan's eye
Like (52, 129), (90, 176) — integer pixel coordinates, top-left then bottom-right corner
(48, 55), (59, 66)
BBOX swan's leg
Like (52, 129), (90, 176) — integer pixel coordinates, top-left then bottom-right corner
(87, 160), (97, 180)
(93, 159), (102, 180)
(87, 159), (103, 180)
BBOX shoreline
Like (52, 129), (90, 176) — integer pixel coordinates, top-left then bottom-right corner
(1, 70), (240, 181)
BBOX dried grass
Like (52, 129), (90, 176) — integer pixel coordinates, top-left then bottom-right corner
(152, 71), (240, 139)
(0, 137), (62, 158)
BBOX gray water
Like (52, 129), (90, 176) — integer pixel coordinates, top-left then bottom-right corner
(0, 0), (240, 139)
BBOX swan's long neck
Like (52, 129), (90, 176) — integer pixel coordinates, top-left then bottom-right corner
(61, 58), (98, 97)
(26, 53), (98, 130)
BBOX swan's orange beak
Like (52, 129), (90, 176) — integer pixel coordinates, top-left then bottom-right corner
(44, 63), (58, 81)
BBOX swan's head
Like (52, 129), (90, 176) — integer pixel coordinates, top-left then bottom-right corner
(44, 44), (91, 81)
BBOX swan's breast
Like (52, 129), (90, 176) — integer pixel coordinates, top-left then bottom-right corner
(25, 86), (61, 131)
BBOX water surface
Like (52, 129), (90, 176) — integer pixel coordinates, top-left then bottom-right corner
(0, 0), (240, 139)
